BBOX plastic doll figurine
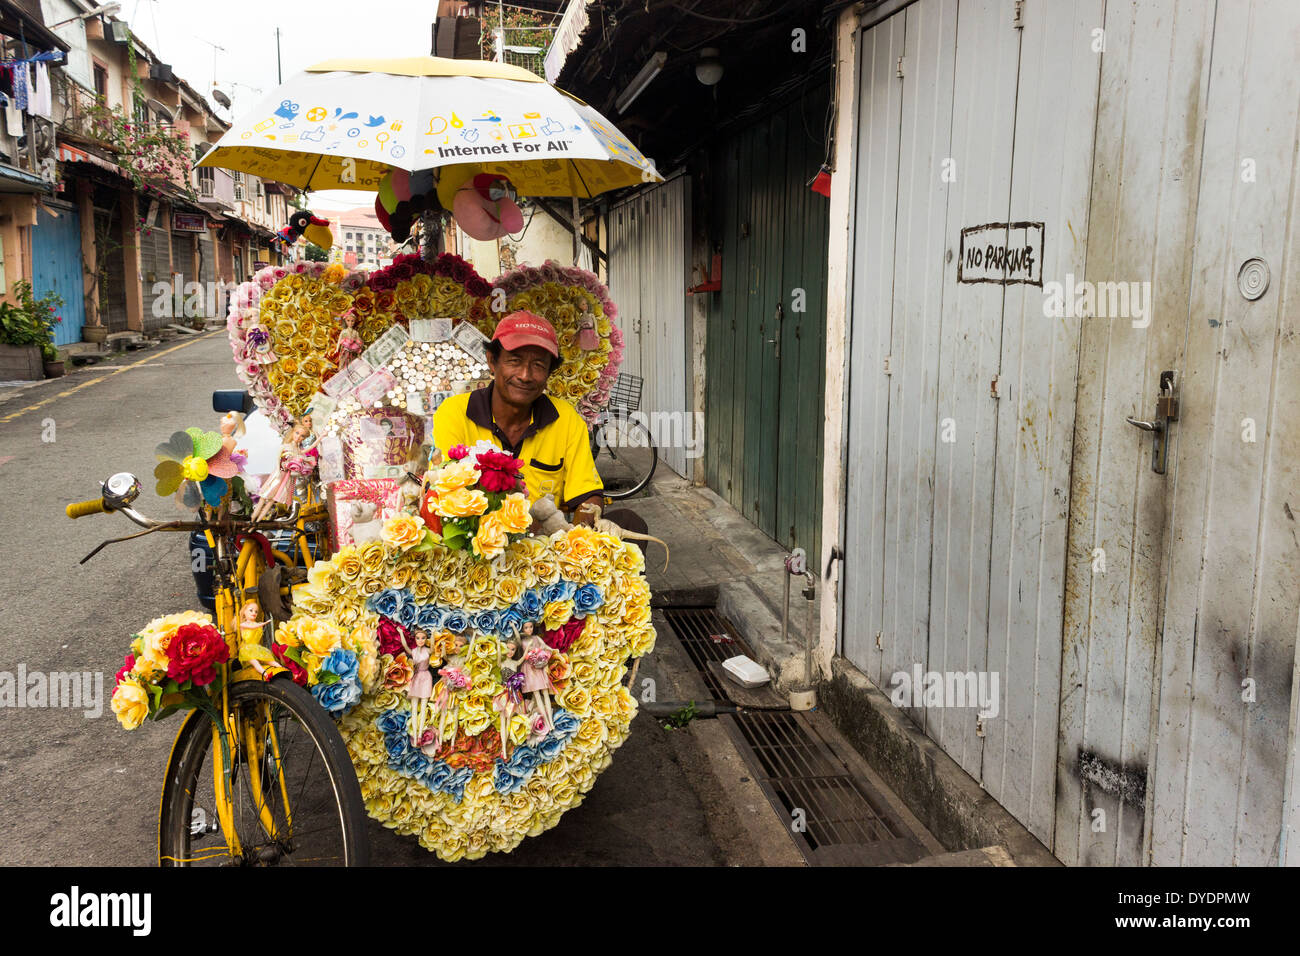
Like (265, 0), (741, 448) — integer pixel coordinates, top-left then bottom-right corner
(520, 622), (556, 732)
(237, 601), (277, 678)
(333, 309), (364, 371)
(244, 319), (278, 364)
(401, 627), (437, 746)
(250, 416), (317, 521)
(429, 659), (472, 755)
(491, 639), (524, 759)
(219, 411), (249, 471)
(575, 299), (599, 351)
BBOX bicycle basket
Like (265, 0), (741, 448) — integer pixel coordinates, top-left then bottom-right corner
(606, 373), (643, 414)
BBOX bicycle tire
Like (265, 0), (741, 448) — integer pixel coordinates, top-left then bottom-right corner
(158, 678), (369, 866)
(592, 415), (658, 500)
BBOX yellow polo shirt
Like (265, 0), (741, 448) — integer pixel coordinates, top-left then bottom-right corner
(432, 384), (602, 508)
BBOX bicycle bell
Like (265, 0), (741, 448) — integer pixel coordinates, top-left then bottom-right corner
(101, 472), (142, 509)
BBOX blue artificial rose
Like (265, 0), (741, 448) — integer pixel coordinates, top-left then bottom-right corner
(572, 583), (604, 618)
(313, 674), (362, 716)
(470, 609), (499, 635)
(492, 762), (517, 794)
(521, 590), (543, 617)
(442, 609), (470, 634)
(396, 600), (419, 628)
(416, 604), (445, 631)
(543, 580), (577, 604)
(424, 760), (453, 791)
(497, 607), (525, 638)
(377, 708), (407, 738)
(513, 744), (543, 775)
(538, 734), (567, 761)
(445, 766), (473, 802)
(323, 648), (359, 682)
(370, 589), (403, 618)
(551, 709), (581, 738)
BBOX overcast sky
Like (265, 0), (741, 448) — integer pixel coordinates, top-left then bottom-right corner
(128, 0), (441, 207)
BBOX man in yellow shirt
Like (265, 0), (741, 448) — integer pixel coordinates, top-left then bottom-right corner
(432, 311), (604, 517)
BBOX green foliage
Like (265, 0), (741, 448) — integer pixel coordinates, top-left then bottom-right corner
(303, 242), (329, 262)
(0, 281), (64, 348)
(661, 700), (699, 730)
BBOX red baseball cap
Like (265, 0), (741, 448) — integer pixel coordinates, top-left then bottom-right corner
(493, 310), (559, 358)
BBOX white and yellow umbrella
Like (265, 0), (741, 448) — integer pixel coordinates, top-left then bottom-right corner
(197, 56), (662, 197)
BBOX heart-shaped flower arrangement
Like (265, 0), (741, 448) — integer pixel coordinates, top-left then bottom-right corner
(281, 520), (655, 861)
(228, 255), (624, 434)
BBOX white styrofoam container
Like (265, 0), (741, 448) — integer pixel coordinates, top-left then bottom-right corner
(722, 655), (770, 689)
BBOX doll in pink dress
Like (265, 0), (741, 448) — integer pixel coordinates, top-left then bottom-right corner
(250, 416), (316, 521)
(427, 633), (470, 755)
(244, 319), (278, 364)
(575, 299), (599, 351)
(520, 622), (556, 732)
(401, 627), (437, 745)
(332, 309), (364, 371)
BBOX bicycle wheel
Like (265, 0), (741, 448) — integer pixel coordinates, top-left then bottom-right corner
(592, 414), (658, 500)
(158, 678), (369, 866)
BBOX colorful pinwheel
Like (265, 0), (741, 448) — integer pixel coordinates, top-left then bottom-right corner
(154, 428), (241, 507)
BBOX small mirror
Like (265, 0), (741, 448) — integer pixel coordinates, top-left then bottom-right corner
(212, 389), (254, 414)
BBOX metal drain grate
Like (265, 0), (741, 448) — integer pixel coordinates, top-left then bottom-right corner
(661, 606), (749, 701)
(661, 605), (928, 866)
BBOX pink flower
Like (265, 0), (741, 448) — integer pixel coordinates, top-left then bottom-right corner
(447, 444), (468, 461)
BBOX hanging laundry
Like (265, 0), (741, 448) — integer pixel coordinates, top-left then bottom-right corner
(31, 63), (52, 120)
(4, 100), (22, 137)
(10, 64), (27, 111)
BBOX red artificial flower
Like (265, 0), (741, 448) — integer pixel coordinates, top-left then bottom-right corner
(272, 643), (307, 686)
(166, 622), (230, 687)
(447, 444), (469, 461)
(544, 618), (585, 653)
(475, 450), (523, 494)
(114, 653), (136, 689)
(390, 262), (415, 281)
(376, 616), (407, 658)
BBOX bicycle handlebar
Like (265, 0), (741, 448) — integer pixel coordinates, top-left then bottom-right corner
(66, 498), (107, 519)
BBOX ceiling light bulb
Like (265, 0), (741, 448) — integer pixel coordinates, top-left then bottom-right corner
(696, 48), (723, 86)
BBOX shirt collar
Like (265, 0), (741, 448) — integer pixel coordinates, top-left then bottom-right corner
(467, 383), (559, 446)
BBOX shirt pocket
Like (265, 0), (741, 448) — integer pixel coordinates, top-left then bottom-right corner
(529, 457), (564, 472)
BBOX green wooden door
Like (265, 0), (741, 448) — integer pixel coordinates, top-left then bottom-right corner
(706, 82), (829, 555)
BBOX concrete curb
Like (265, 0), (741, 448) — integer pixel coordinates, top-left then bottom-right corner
(819, 660), (1059, 866)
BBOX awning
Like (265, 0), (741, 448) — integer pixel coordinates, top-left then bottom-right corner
(56, 142), (125, 177)
(0, 160), (50, 193)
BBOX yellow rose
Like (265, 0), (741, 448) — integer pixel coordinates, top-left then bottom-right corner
(298, 618), (345, 657)
(388, 563), (417, 591)
(498, 493), (532, 534)
(532, 557), (560, 586)
(359, 576), (384, 596)
(542, 599), (574, 631)
(359, 542), (386, 573)
(439, 584), (465, 607)
(463, 560), (492, 596)
(412, 577), (436, 601)
(559, 685), (590, 716)
(438, 486), (489, 518)
(111, 679), (150, 730)
(493, 575), (523, 605)
(472, 512), (508, 559)
(434, 460), (479, 495)
(623, 603), (652, 628)
(382, 513), (426, 551)
(461, 712), (493, 736)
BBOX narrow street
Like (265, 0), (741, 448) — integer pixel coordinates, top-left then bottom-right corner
(0, 333), (781, 866)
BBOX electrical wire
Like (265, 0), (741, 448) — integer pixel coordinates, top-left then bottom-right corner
(666, 0), (788, 24)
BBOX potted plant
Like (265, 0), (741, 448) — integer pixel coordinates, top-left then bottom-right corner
(0, 281), (63, 381)
(41, 343), (64, 377)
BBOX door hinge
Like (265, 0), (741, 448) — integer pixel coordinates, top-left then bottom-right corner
(883, 354), (893, 375)
(875, 631), (883, 650)
(990, 374), (1000, 398)
(976, 716), (987, 737)
(1012, 0), (1025, 29)
(896, 56), (904, 78)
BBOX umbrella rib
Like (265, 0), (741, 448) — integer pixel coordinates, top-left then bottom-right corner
(307, 151), (325, 192)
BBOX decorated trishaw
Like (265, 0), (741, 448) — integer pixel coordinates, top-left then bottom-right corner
(83, 55), (667, 865)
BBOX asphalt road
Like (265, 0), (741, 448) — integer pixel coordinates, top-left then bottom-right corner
(0, 332), (737, 866)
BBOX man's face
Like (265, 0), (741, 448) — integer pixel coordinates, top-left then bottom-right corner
(490, 344), (552, 407)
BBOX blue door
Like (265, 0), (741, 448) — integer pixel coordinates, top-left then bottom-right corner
(32, 200), (86, 346)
